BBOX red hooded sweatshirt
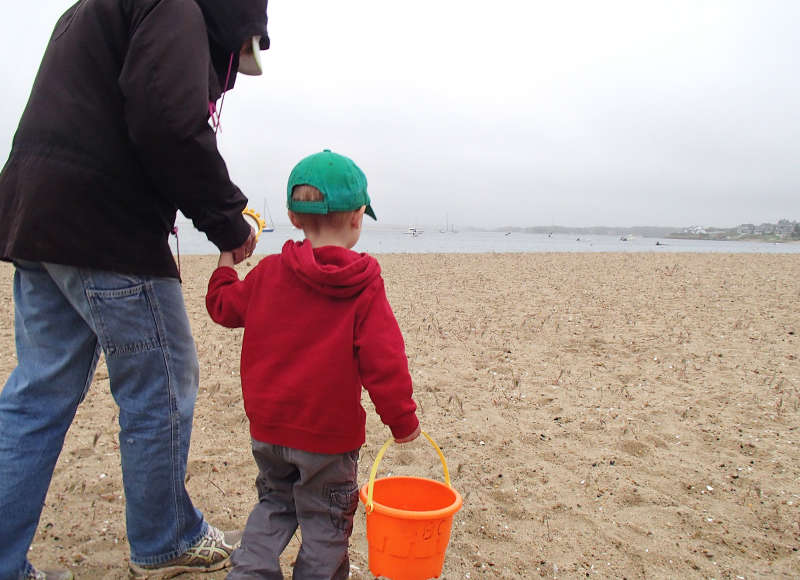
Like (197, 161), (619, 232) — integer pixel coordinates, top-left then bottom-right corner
(206, 240), (419, 454)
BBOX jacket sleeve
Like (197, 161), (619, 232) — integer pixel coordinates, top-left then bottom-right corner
(355, 280), (420, 440)
(206, 266), (252, 328)
(118, 0), (250, 251)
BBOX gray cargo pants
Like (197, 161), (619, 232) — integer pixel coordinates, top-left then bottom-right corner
(227, 439), (360, 579)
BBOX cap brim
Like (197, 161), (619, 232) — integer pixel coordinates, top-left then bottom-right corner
(365, 205), (377, 220)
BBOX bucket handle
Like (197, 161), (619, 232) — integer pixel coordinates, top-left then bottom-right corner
(365, 430), (450, 514)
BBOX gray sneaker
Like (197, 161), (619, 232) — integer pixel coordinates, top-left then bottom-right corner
(26, 568), (74, 580)
(128, 526), (242, 579)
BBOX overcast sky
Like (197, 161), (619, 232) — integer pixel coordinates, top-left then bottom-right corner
(2, 0), (798, 229)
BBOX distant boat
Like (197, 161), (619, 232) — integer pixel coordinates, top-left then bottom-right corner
(406, 225), (423, 237)
(262, 199), (275, 233)
(439, 214), (458, 234)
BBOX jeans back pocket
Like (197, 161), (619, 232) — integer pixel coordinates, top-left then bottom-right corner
(87, 283), (160, 356)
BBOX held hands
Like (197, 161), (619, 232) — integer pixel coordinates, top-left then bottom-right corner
(394, 425), (421, 444)
(218, 228), (255, 268)
(231, 228), (257, 264)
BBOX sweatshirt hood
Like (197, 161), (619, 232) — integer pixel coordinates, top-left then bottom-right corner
(282, 240), (381, 298)
(193, 0), (269, 91)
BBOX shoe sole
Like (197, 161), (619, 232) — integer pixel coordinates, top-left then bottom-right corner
(128, 557), (232, 579)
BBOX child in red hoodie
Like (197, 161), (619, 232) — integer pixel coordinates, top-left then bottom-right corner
(206, 149), (420, 579)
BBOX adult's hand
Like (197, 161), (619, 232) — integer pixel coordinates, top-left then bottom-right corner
(231, 228), (256, 264)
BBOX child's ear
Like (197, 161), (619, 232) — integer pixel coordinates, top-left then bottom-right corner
(351, 207), (366, 228)
(288, 211), (303, 229)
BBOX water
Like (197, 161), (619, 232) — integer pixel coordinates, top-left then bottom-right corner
(169, 222), (800, 256)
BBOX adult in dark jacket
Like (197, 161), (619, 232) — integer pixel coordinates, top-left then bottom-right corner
(0, 0), (268, 578)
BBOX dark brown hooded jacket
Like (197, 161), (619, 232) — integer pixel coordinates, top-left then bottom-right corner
(0, 0), (269, 277)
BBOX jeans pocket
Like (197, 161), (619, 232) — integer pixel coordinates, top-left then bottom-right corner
(328, 483), (359, 534)
(86, 282), (160, 356)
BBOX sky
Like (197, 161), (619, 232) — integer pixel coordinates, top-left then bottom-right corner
(1, 0), (798, 229)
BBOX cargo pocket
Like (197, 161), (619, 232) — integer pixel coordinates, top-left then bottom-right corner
(328, 483), (359, 534)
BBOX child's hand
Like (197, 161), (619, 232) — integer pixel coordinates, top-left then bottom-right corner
(232, 228), (257, 264)
(394, 425), (421, 444)
(218, 251), (235, 268)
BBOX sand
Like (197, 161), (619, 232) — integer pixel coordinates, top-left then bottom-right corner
(1, 252), (799, 579)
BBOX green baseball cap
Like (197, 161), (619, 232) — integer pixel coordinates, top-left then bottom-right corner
(287, 149), (376, 220)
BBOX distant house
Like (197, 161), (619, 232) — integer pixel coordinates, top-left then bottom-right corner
(757, 222), (776, 235)
(685, 225), (707, 235)
(776, 219), (795, 236)
(737, 223), (755, 235)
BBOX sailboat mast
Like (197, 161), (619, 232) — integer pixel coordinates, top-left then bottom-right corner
(262, 198), (275, 231)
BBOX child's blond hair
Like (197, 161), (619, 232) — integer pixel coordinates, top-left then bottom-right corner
(290, 185), (360, 231)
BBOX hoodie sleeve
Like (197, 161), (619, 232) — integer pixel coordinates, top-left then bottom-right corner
(355, 279), (420, 440)
(206, 266), (253, 328)
(119, 0), (250, 251)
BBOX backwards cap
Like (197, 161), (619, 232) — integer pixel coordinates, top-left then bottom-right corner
(287, 150), (376, 220)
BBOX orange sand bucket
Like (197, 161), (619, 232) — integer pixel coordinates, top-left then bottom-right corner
(359, 431), (463, 580)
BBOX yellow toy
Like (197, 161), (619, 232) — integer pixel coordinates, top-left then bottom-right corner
(242, 207), (267, 240)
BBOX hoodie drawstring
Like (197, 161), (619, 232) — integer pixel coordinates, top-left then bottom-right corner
(181, 52), (233, 279)
(170, 225), (181, 280)
(208, 52), (235, 133)
(174, 53), (233, 279)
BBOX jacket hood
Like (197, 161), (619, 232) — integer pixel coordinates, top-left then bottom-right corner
(282, 240), (381, 298)
(194, 0), (269, 91)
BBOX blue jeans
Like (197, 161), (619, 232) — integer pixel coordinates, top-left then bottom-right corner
(0, 261), (207, 579)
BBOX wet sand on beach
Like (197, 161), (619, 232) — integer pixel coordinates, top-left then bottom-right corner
(1, 252), (799, 579)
